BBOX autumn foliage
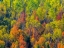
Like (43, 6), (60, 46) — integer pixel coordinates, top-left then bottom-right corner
(0, 0), (64, 48)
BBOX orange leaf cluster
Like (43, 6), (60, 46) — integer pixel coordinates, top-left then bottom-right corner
(57, 43), (64, 48)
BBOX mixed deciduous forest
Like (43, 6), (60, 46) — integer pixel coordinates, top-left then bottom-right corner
(0, 0), (64, 48)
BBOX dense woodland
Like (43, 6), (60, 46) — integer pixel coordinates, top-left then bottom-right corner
(0, 0), (64, 48)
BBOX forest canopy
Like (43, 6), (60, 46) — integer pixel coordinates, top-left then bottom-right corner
(0, 0), (64, 48)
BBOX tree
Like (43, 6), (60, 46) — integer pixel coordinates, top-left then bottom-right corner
(36, 6), (46, 21)
(11, 41), (18, 48)
(43, 33), (52, 40)
(52, 28), (62, 40)
(11, 20), (16, 27)
(26, 0), (40, 15)
(18, 35), (26, 48)
(10, 25), (19, 39)
(26, 15), (41, 28)
(38, 37), (46, 46)
(45, 41), (50, 48)
(0, 40), (5, 48)
(0, 3), (6, 16)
